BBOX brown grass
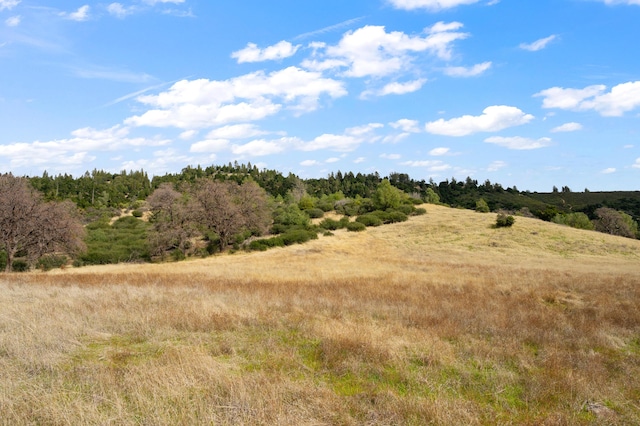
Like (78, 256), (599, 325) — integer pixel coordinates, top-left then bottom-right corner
(1, 205), (640, 425)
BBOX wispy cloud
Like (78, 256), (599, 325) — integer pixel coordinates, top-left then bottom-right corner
(61, 5), (90, 22)
(520, 35), (556, 51)
(293, 17), (365, 41)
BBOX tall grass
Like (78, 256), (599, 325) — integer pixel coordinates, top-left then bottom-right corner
(1, 205), (639, 425)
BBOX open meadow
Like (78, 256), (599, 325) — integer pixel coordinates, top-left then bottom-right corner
(1, 205), (640, 425)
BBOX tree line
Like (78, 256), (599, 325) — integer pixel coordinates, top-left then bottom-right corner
(1, 164), (639, 272)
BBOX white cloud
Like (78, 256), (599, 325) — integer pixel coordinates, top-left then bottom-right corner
(5, 15), (20, 26)
(299, 123), (383, 152)
(126, 67), (347, 129)
(425, 105), (534, 136)
(401, 160), (451, 172)
(325, 157), (340, 163)
(107, 3), (135, 18)
(353, 157), (366, 164)
(231, 41), (301, 63)
(487, 160), (507, 171)
(380, 153), (402, 160)
(231, 138), (290, 156)
(484, 136), (552, 150)
(0, 0), (20, 11)
(602, 0), (640, 5)
(633, 158), (640, 169)
(387, 0), (481, 11)
(444, 61), (492, 77)
(0, 126), (169, 170)
(303, 23), (468, 78)
(179, 130), (198, 140)
(602, 167), (617, 174)
(624, 144), (634, 149)
(300, 160), (321, 166)
(61, 5), (90, 22)
(362, 79), (427, 98)
(519, 35), (557, 51)
(429, 147), (450, 156)
(205, 124), (269, 140)
(189, 139), (230, 153)
(535, 81), (640, 116)
(389, 119), (421, 133)
(551, 122), (583, 133)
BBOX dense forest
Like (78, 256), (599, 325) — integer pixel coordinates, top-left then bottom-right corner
(2, 163), (639, 272)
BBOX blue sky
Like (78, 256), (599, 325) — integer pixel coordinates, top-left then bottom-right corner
(1, 0), (639, 191)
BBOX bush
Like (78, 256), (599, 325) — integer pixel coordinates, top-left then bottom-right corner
(11, 260), (29, 272)
(280, 229), (318, 246)
(346, 221), (366, 232)
(413, 207), (427, 216)
(386, 210), (409, 223)
(396, 204), (415, 215)
(305, 208), (325, 219)
(132, 209), (143, 218)
(476, 198), (490, 213)
(496, 213), (515, 228)
(319, 217), (350, 231)
(552, 212), (594, 230)
(37, 255), (68, 271)
(355, 214), (383, 227)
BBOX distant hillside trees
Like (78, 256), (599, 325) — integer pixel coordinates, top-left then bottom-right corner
(594, 207), (638, 238)
(0, 174), (85, 272)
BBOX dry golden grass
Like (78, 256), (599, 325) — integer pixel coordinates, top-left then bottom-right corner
(1, 205), (640, 425)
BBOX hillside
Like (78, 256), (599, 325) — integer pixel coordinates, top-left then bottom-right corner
(2, 205), (640, 425)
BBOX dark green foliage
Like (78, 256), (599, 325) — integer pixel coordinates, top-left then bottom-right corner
(0, 250), (5, 271)
(11, 260), (29, 272)
(396, 204), (415, 215)
(535, 206), (560, 222)
(496, 213), (515, 228)
(36, 255), (68, 271)
(272, 204), (311, 231)
(355, 214), (383, 227)
(280, 229), (318, 245)
(387, 210), (409, 223)
(318, 217), (345, 231)
(248, 236), (285, 251)
(346, 221), (366, 232)
(131, 209), (143, 218)
(80, 216), (151, 265)
(306, 208), (325, 219)
(593, 207), (637, 238)
(413, 207), (427, 216)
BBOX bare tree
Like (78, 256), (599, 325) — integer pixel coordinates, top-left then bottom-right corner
(147, 183), (196, 257)
(0, 174), (85, 272)
(193, 179), (271, 252)
(593, 207), (635, 239)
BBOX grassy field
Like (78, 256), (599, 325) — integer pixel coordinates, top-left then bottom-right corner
(1, 205), (639, 425)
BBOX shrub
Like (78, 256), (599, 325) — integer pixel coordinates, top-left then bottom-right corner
(11, 260), (29, 272)
(346, 221), (366, 232)
(280, 229), (318, 246)
(37, 255), (68, 271)
(386, 210), (409, 223)
(396, 204), (415, 215)
(552, 212), (594, 230)
(496, 213), (515, 228)
(132, 209), (143, 218)
(355, 214), (383, 227)
(413, 207), (427, 216)
(476, 198), (490, 213)
(305, 208), (325, 219)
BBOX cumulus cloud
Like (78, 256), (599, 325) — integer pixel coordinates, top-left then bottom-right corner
(0, 126), (169, 170)
(61, 5), (90, 21)
(231, 138), (291, 156)
(125, 67), (347, 129)
(107, 3), (135, 18)
(300, 160), (321, 166)
(535, 81), (640, 116)
(205, 124), (269, 140)
(519, 35), (557, 51)
(387, 0), (481, 11)
(425, 105), (534, 136)
(299, 123), (383, 152)
(302, 22), (468, 78)
(189, 139), (230, 153)
(5, 15), (20, 26)
(232, 41), (301, 63)
(551, 122), (583, 132)
(601, 167), (617, 174)
(484, 136), (552, 150)
(429, 147), (450, 156)
(362, 79), (427, 98)
(444, 61), (492, 77)
(0, 0), (20, 11)
(389, 119), (421, 133)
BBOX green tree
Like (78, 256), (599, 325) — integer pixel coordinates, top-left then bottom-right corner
(373, 179), (406, 210)
(475, 198), (490, 213)
(425, 188), (440, 204)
